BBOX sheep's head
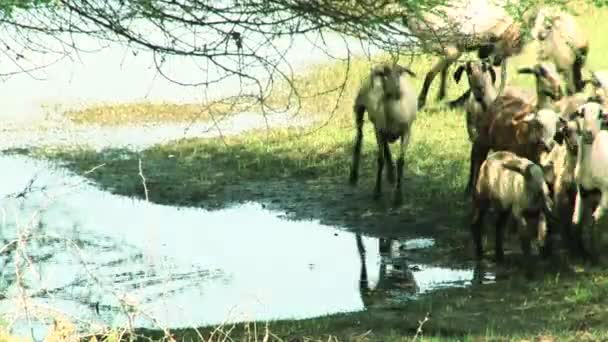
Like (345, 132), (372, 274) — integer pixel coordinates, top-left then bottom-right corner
(514, 113), (556, 156)
(555, 116), (580, 154)
(454, 60), (496, 109)
(371, 64), (416, 101)
(569, 102), (606, 144)
(518, 63), (564, 103)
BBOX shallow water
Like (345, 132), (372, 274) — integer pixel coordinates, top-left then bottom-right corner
(0, 154), (492, 338)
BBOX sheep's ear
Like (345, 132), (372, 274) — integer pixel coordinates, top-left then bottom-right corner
(453, 65), (466, 83)
(488, 65), (497, 84)
(397, 65), (416, 78)
(517, 66), (537, 75)
(553, 129), (565, 144)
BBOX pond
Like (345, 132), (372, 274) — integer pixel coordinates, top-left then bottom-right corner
(0, 154), (493, 339)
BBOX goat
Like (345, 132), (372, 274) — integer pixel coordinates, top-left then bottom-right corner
(471, 151), (555, 274)
(349, 63), (418, 205)
(405, 0), (527, 109)
(529, 7), (589, 95)
(569, 102), (608, 263)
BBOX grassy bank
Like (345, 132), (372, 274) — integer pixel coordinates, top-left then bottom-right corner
(8, 4), (608, 342)
(61, 96), (268, 126)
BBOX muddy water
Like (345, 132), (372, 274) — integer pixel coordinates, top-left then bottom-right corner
(0, 154), (490, 338)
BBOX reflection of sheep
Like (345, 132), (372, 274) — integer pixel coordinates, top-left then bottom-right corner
(529, 7), (589, 95)
(540, 117), (580, 254)
(452, 60), (497, 142)
(569, 102), (608, 263)
(471, 151), (555, 270)
(356, 234), (417, 310)
(407, 0), (527, 109)
(349, 63), (417, 204)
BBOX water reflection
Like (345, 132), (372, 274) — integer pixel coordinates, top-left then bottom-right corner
(0, 154), (491, 339)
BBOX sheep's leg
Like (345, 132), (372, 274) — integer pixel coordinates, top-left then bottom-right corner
(383, 140), (395, 185)
(471, 201), (487, 260)
(558, 192), (577, 255)
(393, 131), (409, 206)
(516, 216), (535, 278)
(437, 64), (449, 101)
(589, 195), (608, 264)
(497, 58), (508, 96)
(572, 47), (587, 93)
(494, 211), (510, 263)
(465, 142), (489, 197)
(373, 130), (385, 200)
(418, 50), (461, 109)
(349, 105), (365, 186)
(572, 188), (595, 260)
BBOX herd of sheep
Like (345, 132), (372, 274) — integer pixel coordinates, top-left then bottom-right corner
(348, 3), (608, 273)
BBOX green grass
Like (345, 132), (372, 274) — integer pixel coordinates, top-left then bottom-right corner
(9, 4), (608, 342)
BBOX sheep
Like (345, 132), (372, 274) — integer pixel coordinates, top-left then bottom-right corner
(517, 62), (589, 116)
(452, 60), (498, 142)
(568, 102), (608, 263)
(349, 63), (417, 205)
(404, 0), (528, 109)
(539, 117), (580, 254)
(528, 6), (589, 95)
(464, 93), (558, 196)
(471, 151), (555, 274)
(356, 234), (417, 309)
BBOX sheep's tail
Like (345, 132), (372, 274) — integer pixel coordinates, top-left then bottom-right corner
(572, 46), (588, 92)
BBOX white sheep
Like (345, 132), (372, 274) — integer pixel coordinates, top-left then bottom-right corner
(471, 151), (555, 273)
(569, 102), (608, 262)
(349, 63), (418, 205)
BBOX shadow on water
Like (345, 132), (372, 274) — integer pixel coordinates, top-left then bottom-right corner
(0, 154), (493, 338)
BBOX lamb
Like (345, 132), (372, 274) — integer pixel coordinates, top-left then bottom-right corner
(471, 151), (555, 274)
(349, 63), (418, 205)
(569, 102), (608, 263)
(528, 6), (589, 95)
(405, 0), (527, 109)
